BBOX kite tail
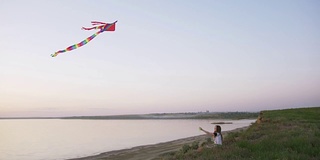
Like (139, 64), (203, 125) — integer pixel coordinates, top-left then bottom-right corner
(81, 25), (104, 30)
(91, 21), (107, 25)
(51, 31), (102, 57)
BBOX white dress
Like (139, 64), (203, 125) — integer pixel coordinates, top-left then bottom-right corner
(214, 132), (222, 145)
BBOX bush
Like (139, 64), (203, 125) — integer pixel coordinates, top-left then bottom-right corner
(181, 144), (191, 153)
(191, 141), (199, 150)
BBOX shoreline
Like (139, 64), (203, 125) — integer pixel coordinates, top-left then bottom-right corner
(69, 126), (250, 160)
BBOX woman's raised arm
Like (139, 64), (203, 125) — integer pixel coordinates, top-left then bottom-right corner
(199, 127), (214, 136)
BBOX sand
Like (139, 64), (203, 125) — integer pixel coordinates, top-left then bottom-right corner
(69, 126), (249, 160)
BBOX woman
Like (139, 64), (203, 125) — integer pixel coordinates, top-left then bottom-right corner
(199, 125), (223, 145)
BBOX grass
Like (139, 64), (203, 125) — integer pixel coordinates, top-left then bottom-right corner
(159, 107), (320, 160)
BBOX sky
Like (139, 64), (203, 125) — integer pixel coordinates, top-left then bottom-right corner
(0, 0), (319, 117)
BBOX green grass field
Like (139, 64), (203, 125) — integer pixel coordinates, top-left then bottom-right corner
(161, 107), (320, 160)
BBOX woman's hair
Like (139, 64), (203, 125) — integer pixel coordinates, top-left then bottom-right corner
(216, 125), (221, 133)
(215, 125), (223, 141)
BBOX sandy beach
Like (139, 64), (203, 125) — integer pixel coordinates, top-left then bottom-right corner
(69, 126), (249, 160)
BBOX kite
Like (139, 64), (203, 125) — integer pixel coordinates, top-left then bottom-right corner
(51, 21), (117, 57)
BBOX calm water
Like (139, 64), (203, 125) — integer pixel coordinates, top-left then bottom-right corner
(0, 119), (254, 160)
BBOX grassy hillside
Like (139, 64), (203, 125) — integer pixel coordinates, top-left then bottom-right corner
(161, 107), (320, 160)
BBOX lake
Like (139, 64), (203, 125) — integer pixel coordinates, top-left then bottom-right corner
(0, 119), (255, 160)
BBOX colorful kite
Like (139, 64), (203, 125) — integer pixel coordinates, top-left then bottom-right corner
(51, 21), (117, 57)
